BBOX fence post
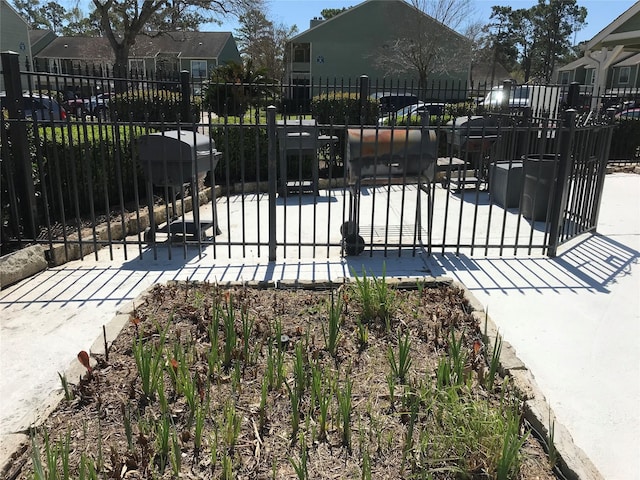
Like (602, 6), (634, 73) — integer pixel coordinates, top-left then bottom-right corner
(567, 82), (581, 109)
(267, 105), (277, 261)
(359, 75), (369, 123)
(180, 70), (193, 124)
(547, 109), (577, 258)
(1, 50), (38, 241)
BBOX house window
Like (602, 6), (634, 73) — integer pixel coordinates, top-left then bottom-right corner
(619, 66), (631, 84)
(293, 43), (310, 63)
(191, 60), (208, 79)
(559, 71), (570, 85)
(586, 69), (595, 85)
(129, 59), (145, 76)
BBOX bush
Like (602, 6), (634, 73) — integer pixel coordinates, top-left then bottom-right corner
(36, 125), (146, 215)
(210, 125), (270, 185)
(110, 90), (201, 123)
(311, 92), (379, 126)
(610, 119), (640, 160)
(204, 62), (278, 118)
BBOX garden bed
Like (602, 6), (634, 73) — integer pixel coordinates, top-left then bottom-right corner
(4, 277), (558, 479)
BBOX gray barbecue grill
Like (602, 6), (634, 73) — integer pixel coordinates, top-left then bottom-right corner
(342, 127), (437, 255)
(445, 116), (500, 191)
(276, 119), (338, 197)
(137, 130), (222, 242)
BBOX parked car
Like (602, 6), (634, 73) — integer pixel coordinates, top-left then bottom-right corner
(64, 92), (114, 118)
(0, 92), (67, 121)
(86, 92), (114, 118)
(615, 108), (640, 120)
(370, 92), (419, 115)
(378, 102), (445, 126)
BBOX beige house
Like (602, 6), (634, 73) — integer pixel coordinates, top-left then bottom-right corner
(556, 1), (640, 106)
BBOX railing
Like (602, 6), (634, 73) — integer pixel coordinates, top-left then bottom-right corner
(1, 53), (619, 263)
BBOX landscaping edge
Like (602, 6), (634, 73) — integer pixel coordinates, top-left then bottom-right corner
(0, 277), (603, 480)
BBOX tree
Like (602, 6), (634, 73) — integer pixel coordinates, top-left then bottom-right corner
(479, 6), (521, 84)
(320, 8), (349, 19)
(481, 0), (586, 83)
(203, 60), (276, 116)
(63, 6), (103, 36)
(235, 8), (297, 82)
(372, 0), (473, 87)
(12, 0), (71, 33)
(528, 0), (586, 82)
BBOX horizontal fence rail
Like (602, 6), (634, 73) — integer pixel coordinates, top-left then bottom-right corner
(1, 55), (625, 264)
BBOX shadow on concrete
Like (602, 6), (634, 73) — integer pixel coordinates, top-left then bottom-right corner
(426, 233), (639, 294)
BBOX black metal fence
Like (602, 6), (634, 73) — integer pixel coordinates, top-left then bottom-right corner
(1, 52), (624, 264)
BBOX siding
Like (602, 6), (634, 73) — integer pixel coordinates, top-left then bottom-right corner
(0, 0), (31, 90)
(289, 0), (470, 85)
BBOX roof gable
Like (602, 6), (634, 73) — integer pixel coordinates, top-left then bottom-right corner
(587, 2), (640, 52)
(35, 32), (235, 61)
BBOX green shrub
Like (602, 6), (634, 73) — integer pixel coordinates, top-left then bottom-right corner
(110, 90), (201, 123)
(311, 92), (379, 126)
(610, 119), (640, 161)
(211, 125), (270, 185)
(36, 124), (146, 215)
(204, 61), (278, 117)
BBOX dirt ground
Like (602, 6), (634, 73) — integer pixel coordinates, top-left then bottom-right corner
(4, 282), (559, 479)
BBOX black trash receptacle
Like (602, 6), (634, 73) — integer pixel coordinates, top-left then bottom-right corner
(489, 161), (523, 209)
(522, 154), (558, 221)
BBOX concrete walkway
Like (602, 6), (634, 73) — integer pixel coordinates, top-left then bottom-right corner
(0, 172), (638, 479)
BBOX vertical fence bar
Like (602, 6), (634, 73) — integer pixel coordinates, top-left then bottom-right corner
(267, 105), (277, 261)
(1, 51), (39, 241)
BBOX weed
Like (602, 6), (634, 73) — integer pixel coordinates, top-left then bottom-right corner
(389, 331), (412, 384)
(132, 322), (167, 400)
(337, 375), (353, 450)
(121, 401), (134, 451)
(170, 429), (181, 477)
(293, 340), (307, 398)
(548, 409), (558, 468)
(223, 399), (242, 451)
(350, 267), (376, 322)
(222, 295), (237, 372)
(58, 372), (74, 402)
(323, 292), (342, 356)
(371, 263), (396, 330)
(155, 414), (171, 473)
(221, 453), (233, 480)
(284, 379), (301, 441)
(289, 436), (309, 480)
(487, 333), (503, 391)
(194, 399), (207, 454)
(356, 316), (369, 351)
(496, 410), (528, 479)
(241, 307), (255, 367)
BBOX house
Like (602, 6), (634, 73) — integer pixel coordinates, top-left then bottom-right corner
(0, 0), (32, 91)
(556, 1), (640, 104)
(33, 31), (241, 80)
(283, 0), (471, 104)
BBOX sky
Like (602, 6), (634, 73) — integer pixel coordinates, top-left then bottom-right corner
(215, 0), (636, 45)
(55, 0), (636, 45)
